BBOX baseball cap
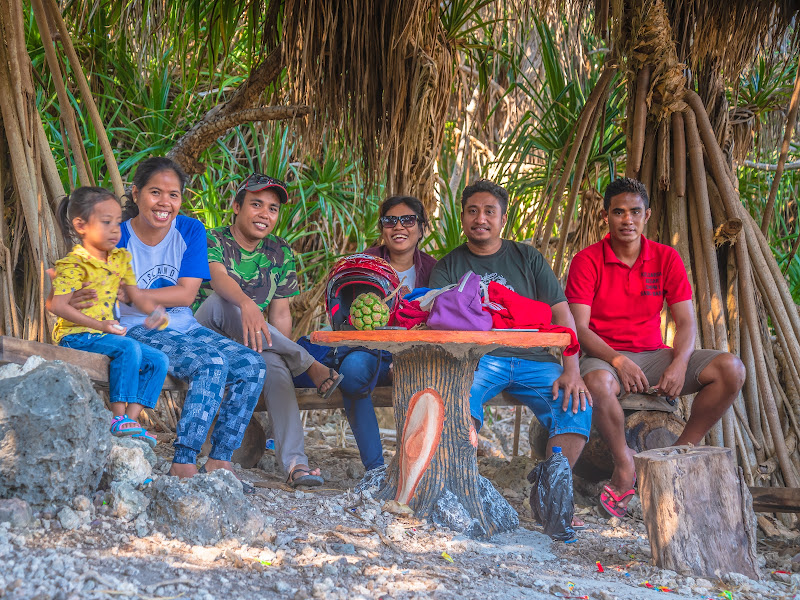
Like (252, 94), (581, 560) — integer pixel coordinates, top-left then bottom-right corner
(237, 173), (289, 204)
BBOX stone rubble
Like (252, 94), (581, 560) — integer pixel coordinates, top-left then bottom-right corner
(0, 359), (111, 506)
(0, 477), (796, 600)
(0, 360), (796, 599)
(103, 442), (153, 486)
(0, 498), (31, 529)
(146, 469), (275, 546)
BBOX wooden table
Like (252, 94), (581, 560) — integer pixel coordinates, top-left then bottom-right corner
(310, 329), (571, 538)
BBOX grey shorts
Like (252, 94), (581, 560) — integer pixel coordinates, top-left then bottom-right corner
(579, 348), (723, 396)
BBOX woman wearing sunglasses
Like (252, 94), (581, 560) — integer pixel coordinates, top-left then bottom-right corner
(339, 196), (437, 477)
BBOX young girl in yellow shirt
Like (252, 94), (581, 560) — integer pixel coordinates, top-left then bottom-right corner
(51, 187), (169, 447)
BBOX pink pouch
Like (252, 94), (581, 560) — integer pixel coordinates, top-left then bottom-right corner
(427, 271), (492, 331)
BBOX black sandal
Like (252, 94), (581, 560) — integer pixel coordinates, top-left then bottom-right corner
(287, 467), (324, 488)
(317, 368), (344, 399)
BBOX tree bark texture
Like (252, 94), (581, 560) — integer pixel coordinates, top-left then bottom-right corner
(166, 38), (285, 176)
(167, 104), (308, 175)
(530, 403), (685, 481)
(634, 446), (759, 579)
(374, 345), (518, 538)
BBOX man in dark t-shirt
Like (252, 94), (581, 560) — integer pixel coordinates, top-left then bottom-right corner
(194, 174), (343, 488)
(429, 180), (592, 474)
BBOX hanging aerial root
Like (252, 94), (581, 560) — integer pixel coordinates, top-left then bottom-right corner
(671, 112), (686, 198)
(29, 0), (92, 189)
(684, 109), (729, 351)
(657, 119), (670, 190)
(640, 123), (657, 198)
(683, 89), (800, 486)
(629, 65), (652, 176)
(553, 77), (613, 274)
(740, 324), (767, 457)
(536, 64), (617, 248)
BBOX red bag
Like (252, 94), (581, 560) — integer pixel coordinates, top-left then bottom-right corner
(390, 298), (429, 329)
(485, 282), (580, 356)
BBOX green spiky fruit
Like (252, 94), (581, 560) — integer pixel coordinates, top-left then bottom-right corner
(350, 292), (390, 330)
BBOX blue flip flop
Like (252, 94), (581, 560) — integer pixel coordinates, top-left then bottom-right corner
(110, 415), (144, 437)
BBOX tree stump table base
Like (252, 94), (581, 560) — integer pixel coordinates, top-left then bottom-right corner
(310, 329), (571, 539)
(373, 345), (518, 538)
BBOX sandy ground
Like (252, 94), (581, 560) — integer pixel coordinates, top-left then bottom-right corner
(2, 407), (799, 600)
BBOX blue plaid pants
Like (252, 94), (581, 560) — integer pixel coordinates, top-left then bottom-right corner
(128, 325), (266, 464)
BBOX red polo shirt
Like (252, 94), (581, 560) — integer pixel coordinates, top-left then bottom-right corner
(565, 234), (692, 352)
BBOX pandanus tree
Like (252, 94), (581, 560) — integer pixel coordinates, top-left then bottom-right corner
(0, 0), (488, 342)
(533, 0), (800, 503)
(4, 0), (800, 503)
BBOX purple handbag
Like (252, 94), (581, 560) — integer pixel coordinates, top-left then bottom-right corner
(427, 271), (493, 331)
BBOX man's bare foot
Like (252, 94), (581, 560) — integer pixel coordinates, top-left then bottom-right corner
(288, 463), (321, 480)
(169, 463), (198, 478)
(607, 446), (637, 509)
(306, 361), (341, 395)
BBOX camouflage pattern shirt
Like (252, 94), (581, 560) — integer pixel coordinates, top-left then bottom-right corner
(194, 226), (299, 312)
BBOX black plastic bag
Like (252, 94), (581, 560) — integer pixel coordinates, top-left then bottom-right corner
(527, 446), (576, 542)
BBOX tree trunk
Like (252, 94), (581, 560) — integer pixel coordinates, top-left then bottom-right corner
(374, 345), (519, 538)
(530, 402), (685, 481)
(634, 446), (759, 579)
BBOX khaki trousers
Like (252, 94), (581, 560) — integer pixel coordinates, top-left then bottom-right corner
(195, 292), (315, 474)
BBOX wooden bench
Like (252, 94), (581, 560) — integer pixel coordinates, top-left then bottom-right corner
(0, 335), (678, 467)
(0, 335), (532, 466)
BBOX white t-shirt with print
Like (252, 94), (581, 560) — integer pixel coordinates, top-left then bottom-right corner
(117, 215), (210, 333)
(396, 265), (416, 290)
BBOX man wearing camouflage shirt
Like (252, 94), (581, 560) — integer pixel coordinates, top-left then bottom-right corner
(194, 174), (342, 487)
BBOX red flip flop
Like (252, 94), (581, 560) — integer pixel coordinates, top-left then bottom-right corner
(599, 484), (636, 519)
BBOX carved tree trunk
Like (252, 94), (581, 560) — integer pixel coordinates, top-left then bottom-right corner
(634, 446), (759, 579)
(530, 401), (685, 481)
(374, 345), (519, 538)
(310, 330), (571, 539)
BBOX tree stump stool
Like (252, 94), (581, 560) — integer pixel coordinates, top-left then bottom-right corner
(634, 445), (759, 579)
(311, 329), (571, 538)
(530, 397), (685, 481)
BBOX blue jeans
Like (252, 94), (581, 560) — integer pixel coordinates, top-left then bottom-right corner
(127, 325), (266, 465)
(470, 355), (592, 439)
(338, 350), (392, 470)
(59, 333), (169, 409)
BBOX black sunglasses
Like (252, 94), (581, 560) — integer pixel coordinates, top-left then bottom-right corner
(380, 214), (418, 228)
(237, 173), (287, 194)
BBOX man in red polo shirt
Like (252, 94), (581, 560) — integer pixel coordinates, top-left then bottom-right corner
(565, 177), (745, 519)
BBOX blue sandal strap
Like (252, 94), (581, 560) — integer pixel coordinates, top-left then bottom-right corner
(110, 415), (144, 436)
(131, 430), (157, 448)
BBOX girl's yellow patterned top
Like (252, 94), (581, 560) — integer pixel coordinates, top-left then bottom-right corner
(51, 245), (137, 343)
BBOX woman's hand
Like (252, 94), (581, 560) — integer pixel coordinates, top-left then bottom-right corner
(46, 268), (97, 310)
(117, 285), (130, 305)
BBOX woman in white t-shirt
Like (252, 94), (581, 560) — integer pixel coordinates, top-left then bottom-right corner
(344, 196), (437, 474)
(110, 158), (266, 483)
